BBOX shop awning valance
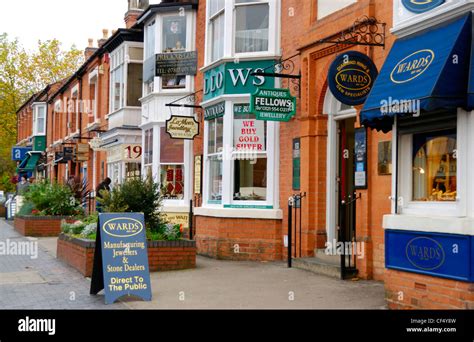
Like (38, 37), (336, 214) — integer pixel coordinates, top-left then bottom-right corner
(17, 152), (41, 173)
(361, 14), (472, 133)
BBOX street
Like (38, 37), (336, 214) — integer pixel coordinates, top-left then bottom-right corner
(0, 219), (386, 310)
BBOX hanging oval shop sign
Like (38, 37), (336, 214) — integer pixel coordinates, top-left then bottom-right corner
(402, 0), (445, 14)
(405, 236), (446, 271)
(390, 49), (435, 84)
(328, 51), (378, 106)
(102, 217), (144, 238)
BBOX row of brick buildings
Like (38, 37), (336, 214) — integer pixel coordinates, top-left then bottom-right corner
(15, 0), (474, 309)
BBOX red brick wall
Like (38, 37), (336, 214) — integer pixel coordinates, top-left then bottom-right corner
(14, 216), (74, 237)
(56, 235), (196, 276)
(385, 270), (474, 310)
(195, 216), (283, 261)
(57, 235), (95, 277)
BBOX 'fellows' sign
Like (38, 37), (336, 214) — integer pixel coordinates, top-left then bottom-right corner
(401, 0), (445, 14)
(250, 88), (296, 122)
(166, 115), (200, 140)
(328, 51), (378, 106)
(90, 213), (152, 305)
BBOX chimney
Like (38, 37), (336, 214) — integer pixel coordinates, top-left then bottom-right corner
(98, 29), (109, 47)
(125, 9), (143, 29)
(85, 38), (97, 59)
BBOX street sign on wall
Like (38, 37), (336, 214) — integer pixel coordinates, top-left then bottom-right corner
(250, 88), (296, 122)
(90, 213), (152, 305)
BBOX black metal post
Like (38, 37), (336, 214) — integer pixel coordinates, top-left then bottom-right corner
(339, 198), (346, 280)
(189, 199), (194, 240)
(288, 198), (293, 268)
(299, 193), (302, 258)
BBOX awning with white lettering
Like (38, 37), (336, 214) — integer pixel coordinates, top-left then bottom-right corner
(361, 14), (472, 133)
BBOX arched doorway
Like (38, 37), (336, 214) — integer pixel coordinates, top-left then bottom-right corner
(323, 89), (357, 245)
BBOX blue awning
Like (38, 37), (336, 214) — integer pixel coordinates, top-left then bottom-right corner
(361, 14), (472, 133)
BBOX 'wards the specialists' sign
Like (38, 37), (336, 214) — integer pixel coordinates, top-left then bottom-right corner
(402, 0), (445, 14)
(250, 88), (296, 122)
(90, 213), (152, 305)
(328, 51), (378, 106)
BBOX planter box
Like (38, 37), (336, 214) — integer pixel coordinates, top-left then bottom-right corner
(14, 216), (76, 237)
(56, 233), (196, 277)
(57, 234), (95, 277)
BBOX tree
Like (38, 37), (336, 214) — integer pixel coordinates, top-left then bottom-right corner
(0, 33), (84, 191)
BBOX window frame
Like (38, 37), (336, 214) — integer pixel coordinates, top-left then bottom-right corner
(109, 43), (144, 114)
(396, 109), (467, 217)
(70, 85), (80, 136)
(32, 103), (47, 136)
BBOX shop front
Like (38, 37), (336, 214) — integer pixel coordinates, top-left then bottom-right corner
(193, 0), (284, 261)
(361, 2), (474, 309)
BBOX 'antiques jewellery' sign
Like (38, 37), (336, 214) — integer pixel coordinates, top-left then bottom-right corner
(250, 88), (296, 122)
(328, 51), (378, 106)
(401, 0), (445, 14)
(156, 51), (198, 76)
(166, 115), (200, 140)
(90, 213), (152, 304)
(390, 49), (434, 84)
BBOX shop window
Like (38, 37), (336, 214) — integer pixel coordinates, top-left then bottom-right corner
(207, 116), (224, 203)
(317, 0), (357, 20)
(412, 129), (457, 202)
(235, 0), (269, 53)
(160, 127), (185, 200)
(126, 163), (142, 180)
(209, 0), (225, 62)
(232, 104), (267, 201)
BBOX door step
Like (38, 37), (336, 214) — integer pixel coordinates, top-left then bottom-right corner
(292, 257), (341, 279)
(292, 250), (358, 280)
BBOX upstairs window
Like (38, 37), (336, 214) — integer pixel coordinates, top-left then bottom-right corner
(209, 0), (225, 62)
(33, 104), (46, 136)
(235, 0), (269, 54)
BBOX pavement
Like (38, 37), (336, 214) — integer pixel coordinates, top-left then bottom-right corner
(0, 219), (387, 309)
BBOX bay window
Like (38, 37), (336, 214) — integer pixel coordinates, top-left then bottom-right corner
(235, 0), (269, 53)
(110, 45), (143, 112)
(204, 100), (276, 208)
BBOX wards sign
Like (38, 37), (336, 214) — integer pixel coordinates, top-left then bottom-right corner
(90, 213), (152, 305)
(402, 0), (445, 14)
(328, 51), (378, 106)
